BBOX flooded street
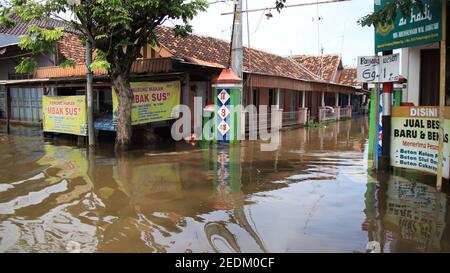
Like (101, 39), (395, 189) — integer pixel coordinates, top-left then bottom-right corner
(0, 117), (449, 253)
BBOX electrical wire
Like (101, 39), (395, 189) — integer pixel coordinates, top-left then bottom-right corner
(250, 9), (267, 36)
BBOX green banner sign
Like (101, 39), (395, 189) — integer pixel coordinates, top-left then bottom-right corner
(375, 0), (442, 52)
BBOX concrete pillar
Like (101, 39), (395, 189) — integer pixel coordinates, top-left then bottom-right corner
(302, 91), (306, 108)
(231, 0), (243, 79)
(6, 87), (10, 134)
(321, 92), (325, 107)
(298, 108), (308, 125)
(276, 88), (281, 110)
(335, 93), (340, 120)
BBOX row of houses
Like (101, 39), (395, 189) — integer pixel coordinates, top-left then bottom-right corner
(0, 16), (368, 138)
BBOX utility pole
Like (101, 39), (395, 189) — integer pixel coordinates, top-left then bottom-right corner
(231, 0), (243, 79)
(231, 0), (244, 140)
(381, 50), (393, 172)
(86, 40), (95, 147)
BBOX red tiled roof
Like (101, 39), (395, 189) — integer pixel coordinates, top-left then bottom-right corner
(337, 68), (361, 87)
(57, 33), (85, 64)
(291, 54), (341, 82)
(154, 26), (319, 81)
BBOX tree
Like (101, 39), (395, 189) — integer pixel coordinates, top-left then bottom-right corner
(358, 0), (424, 27)
(0, 0), (207, 150)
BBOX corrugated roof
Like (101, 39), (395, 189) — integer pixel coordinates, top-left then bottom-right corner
(0, 34), (20, 48)
(0, 14), (76, 36)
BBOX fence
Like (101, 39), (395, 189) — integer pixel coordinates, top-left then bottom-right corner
(320, 108), (337, 122)
(282, 111), (300, 127)
(243, 110), (309, 134)
(340, 107), (349, 119)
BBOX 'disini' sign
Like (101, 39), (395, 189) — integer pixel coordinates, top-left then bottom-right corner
(390, 106), (450, 178)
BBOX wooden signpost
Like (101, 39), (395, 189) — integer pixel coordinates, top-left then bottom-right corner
(437, 0), (447, 191)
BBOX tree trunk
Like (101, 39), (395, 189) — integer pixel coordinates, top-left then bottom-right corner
(112, 71), (133, 151)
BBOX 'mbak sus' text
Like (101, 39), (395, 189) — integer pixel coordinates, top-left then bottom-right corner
(47, 107), (81, 116)
(133, 92), (171, 104)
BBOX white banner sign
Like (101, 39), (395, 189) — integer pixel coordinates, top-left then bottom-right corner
(390, 106), (450, 179)
(357, 54), (400, 83)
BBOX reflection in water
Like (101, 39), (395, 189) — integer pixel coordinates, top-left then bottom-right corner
(0, 117), (449, 252)
(364, 175), (449, 253)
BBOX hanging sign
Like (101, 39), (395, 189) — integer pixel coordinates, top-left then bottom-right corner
(357, 54), (400, 83)
(112, 81), (181, 126)
(390, 106), (450, 178)
(375, 0), (442, 52)
(42, 95), (87, 136)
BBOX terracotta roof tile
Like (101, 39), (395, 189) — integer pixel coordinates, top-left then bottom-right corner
(337, 68), (361, 87)
(291, 54), (341, 82)
(154, 26), (319, 81)
(57, 32), (85, 64)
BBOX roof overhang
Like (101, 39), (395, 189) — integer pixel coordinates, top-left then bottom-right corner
(0, 34), (20, 50)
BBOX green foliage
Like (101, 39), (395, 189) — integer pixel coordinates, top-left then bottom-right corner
(16, 26), (64, 74)
(358, 0), (424, 27)
(306, 122), (327, 128)
(275, 0), (286, 12)
(3, 0), (208, 75)
(15, 56), (36, 74)
(90, 49), (111, 71)
(60, 59), (77, 68)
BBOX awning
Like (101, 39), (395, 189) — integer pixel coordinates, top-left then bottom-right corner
(0, 34), (20, 52)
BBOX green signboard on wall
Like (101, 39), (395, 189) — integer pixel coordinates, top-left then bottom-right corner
(375, 0), (442, 52)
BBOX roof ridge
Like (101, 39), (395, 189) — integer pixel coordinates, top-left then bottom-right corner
(158, 25), (305, 63)
(291, 53), (340, 58)
(0, 13), (78, 35)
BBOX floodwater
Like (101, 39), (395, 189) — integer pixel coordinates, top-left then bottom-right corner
(0, 117), (449, 253)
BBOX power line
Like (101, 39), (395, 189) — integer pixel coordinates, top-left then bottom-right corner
(221, 0), (351, 16)
(208, 0), (233, 5)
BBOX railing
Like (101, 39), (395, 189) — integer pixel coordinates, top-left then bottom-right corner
(282, 111), (299, 127)
(245, 111), (272, 134)
(340, 107), (348, 119)
(244, 110), (308, 133)
(321, 108), (336, 122)
(8, 73), (31, 80)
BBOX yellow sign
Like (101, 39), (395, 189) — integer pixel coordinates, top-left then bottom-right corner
(42, 96), (87, 136)
(36, 145), (94, 204)
(112, 81), (181, 125)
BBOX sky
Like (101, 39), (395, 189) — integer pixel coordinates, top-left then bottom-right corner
(165, 0), (375, 68)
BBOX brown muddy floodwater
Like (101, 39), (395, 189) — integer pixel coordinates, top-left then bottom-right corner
(0, 117), (449, 253)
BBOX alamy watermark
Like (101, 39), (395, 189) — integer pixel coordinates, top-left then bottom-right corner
(171, 97), (281, 151)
